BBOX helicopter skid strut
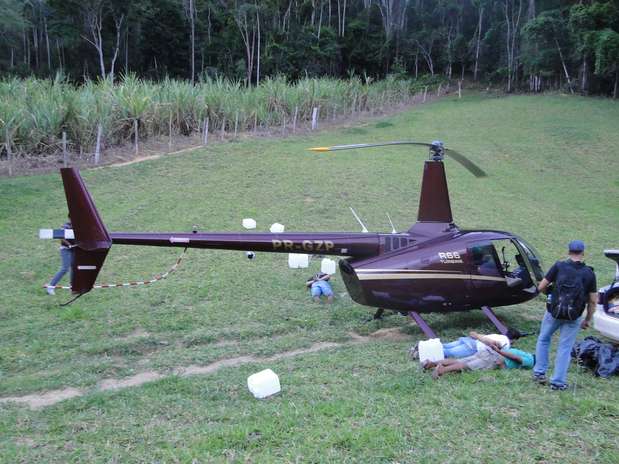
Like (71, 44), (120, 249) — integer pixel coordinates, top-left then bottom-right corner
(408, 311), (438, 339)
(481, 306), (509, 336)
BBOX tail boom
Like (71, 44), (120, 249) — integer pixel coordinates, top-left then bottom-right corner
(110, 232), (380, 257)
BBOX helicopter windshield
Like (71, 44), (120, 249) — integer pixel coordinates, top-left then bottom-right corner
(513, 237), (544, 282)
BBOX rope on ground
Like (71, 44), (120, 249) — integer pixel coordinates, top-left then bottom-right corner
(44, 247), (188, 290)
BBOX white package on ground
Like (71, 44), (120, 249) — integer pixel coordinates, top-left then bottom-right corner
(39, 229), (54, 239)
(288, 253), (309, 268)
(270, 222), (285, 233)
(418, 338), (444, 364)
(242, 218), (257, 229)
(247, 369), (281, 399)
(321, 258), (337, 275)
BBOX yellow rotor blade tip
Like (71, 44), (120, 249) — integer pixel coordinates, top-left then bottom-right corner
(309, 146), (331, 152)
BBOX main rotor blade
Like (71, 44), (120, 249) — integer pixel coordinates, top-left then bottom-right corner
(310, 141), (487, 177)
(444, 149), (487, 178)
(309, 141), (431, 152)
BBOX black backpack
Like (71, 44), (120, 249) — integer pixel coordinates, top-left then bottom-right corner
(548, 261), (588, 320)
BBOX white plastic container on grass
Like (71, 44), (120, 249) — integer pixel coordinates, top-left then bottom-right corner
(270, 222), (285, 233)
(247, 369), (281, 399)
(418, 338), (444, 364)
(242, 218), (257, 229)
(321, 258), (337, 275)
(288, 253), (309, 268)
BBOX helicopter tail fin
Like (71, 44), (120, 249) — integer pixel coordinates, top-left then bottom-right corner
(60, 168), (112, 294)
(416, 160), (453, 223)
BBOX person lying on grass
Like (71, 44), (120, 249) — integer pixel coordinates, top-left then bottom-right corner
(409, 329), (519, 360)
(422, 341), (535, 379)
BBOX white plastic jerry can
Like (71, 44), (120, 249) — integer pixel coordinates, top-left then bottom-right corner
(242, 218), (257, 229)
(321, 258), (337, 275)
(270, 222), (285, 233)
(288, 253), (309, 268)
(418, 338), (444, 364)
(247, 369), (281, 399)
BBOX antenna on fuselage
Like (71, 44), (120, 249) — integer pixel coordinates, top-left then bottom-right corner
(349, 207), (369, 233)
(386, 213), (397, 234)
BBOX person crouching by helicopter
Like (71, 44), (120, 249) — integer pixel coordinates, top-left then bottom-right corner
(422, 342), (535, 379)
(46, 215), (75, 295)
(306, 272), (333, 303)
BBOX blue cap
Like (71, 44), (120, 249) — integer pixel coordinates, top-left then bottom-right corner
(568, 240), (585, 253)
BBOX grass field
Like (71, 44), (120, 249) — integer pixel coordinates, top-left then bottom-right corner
(1, 93), (618, 463)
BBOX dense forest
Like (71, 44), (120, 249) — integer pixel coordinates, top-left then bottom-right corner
(0, 1), (618, 95)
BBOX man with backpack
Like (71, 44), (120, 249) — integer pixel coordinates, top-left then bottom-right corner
(532, 240), (597, 390)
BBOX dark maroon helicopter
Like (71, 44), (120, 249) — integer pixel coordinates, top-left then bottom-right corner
(54, 141), (543, 338)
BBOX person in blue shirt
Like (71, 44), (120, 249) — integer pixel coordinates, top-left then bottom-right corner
(306, 272), (334, 303)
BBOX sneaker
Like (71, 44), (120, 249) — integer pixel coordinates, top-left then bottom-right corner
(408, 343), (419, 360)
(46, 286), (55, 296)
(550, 383), (568, 391)
(532, 373), (548, 385)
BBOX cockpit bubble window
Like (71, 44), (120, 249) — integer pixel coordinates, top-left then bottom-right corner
(514, 236), (544, 282)
(492, 238), (535, 287)
(470, 243), (502, 277)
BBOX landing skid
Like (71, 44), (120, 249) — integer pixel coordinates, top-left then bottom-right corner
(407, 306), (527, 340)
(481, 306), (509, 335)
(408, 311), (437, 339)
(365, 308), (387, 322)
(482, 306), (528, 339)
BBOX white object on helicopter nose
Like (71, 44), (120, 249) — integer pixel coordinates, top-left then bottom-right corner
(270, 223), (285, 233)
(288, 253), (309, 268)
(242, 218), (256, 229)
(321, 258), (337, 275)
(247, 369), (281, 399)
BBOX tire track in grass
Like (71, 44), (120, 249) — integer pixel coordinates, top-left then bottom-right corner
(0, 328), (411, 410)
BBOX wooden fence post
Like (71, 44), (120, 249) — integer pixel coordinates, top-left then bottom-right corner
(94, 124), (102, 164)
(311, 107), (319, 130)
(292, 107), (298, 133)
(220, 118), (226, 140)
(423, 86), (428, 102)
(133, 119), (139, 156)
(437, 83), (442, 96)
(168, 113), (173, 151)
(458, 80), (462, 99)
(253, 113), (258, 134)
(62, 131), (68, 167)
(234, 111), (239, 137)
(203, 118), (209, 145)
(5, 130), (12, 177)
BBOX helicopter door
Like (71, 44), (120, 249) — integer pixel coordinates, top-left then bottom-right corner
(491, 239), (535, 290)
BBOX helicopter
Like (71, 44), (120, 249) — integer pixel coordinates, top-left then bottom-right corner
(46, 141), (544, 338)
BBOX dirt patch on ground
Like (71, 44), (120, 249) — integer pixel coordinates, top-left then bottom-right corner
(0, 330), (408, 410)
(98, 371), (164, 391)
(348, 327), (410, 343)
(14, 437), (37, 448)
(0, 387), (84, 410)
(116, 327), (150, 342)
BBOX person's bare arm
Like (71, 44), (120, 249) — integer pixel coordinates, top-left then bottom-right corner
(496, 348), (522, 365)
(538, 278), (550, 293)
(468, 331), (500, 349)
(581, 292), (597, 329)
